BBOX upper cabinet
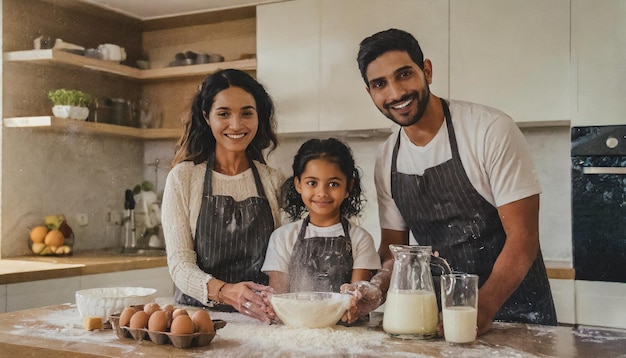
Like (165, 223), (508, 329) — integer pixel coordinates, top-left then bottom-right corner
(257, 0), (321, 133)
(449, 0), (570, 124)
(260, 0), (572, 132)
(571, 0), (626, 127)
(258, 0), (448, 133)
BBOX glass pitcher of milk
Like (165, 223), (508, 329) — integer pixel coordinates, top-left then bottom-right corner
(383, 244), (451, 339)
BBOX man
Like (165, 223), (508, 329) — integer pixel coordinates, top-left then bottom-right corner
(341, 29), (556, 335)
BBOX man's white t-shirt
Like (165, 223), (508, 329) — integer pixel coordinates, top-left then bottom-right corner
(375, 99), (541, 232)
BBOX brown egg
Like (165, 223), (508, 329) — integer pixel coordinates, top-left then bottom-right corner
(119, 307), (138, 327)
(172, 308), (188, 318)
(143, 302), (161, 316)
(161, 304), (175, 312)
(191, 309), (214, 333)
(170, 314), (196, 334)
(129, 310), (150, 329)
(147, 310), (169, 332)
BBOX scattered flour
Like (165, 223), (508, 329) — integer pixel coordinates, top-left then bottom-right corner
(209, 311), (385, 356)
(8, 304), (136, 354)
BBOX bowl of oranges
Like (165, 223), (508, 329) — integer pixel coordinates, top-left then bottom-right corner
(28, 214), (74, 256)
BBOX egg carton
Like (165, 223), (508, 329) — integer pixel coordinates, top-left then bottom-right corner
(109, 314), (226, 349)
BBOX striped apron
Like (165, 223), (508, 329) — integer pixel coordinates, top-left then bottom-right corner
(175, 154), (275, 309)
(288, 216), (353, 293)
(390, 98), (556, 325)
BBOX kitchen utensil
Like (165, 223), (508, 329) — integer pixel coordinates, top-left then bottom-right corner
(208, 53), (224, 63)
(441, 273), (479, 345)
(97, 43), (126, 62)
(75, 287), (157, 320)
(53, 39), (85, 51)
(136, 60), (150, 69)
(123, 189), (136, 251)
(33, 35), (55, 50)
(383, 244), (451, 339)
(269, 292), (351, 328)
(195, 53), (210, 64)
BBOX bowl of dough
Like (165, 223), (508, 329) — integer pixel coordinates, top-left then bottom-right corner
(75, 287), (157, 321)
(269, 292), (352, 328)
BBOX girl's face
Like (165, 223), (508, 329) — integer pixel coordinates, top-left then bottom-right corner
(295, 159), (351, 226)
(205, 86), (259, 155)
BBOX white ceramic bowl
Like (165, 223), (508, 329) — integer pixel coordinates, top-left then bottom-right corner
(270, 292), (351, 328)
(75, 287), (157, 320)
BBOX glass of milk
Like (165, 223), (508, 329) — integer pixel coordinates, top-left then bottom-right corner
(441, 273), (479, 345)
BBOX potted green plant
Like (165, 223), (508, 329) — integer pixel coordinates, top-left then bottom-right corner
(48, 89), (92, 121)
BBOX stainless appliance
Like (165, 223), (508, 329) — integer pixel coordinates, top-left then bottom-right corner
(571, 126), (626, 283)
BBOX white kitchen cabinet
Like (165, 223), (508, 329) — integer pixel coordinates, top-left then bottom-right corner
(571, 0), (626, 126)
(450, 0), (570, 123)
(257, 0), (321, 133)
(3, 267), (173, 313)
(319, 0), (449, 131)
(7, 276), (81, 312)
(258, 0), (448, 133)
(576, 280), (626, 329)
(548, 278), (576, 325)
(0, 285), (6, 313)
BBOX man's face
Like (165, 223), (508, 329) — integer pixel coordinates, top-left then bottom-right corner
(365, 50), (432, 127)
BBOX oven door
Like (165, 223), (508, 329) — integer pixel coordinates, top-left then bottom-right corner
(572, 155), (626, 283)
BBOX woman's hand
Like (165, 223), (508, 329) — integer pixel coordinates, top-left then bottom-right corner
(220, 282), (274, 323)
(259, 291), (281, 324)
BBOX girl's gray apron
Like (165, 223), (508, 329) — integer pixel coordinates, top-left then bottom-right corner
(288, 216), (353, 293)
(175, 154), (275, 310)
(390, 98), (556, 325)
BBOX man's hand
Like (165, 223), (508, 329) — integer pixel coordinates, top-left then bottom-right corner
(340, 281), (383, 323)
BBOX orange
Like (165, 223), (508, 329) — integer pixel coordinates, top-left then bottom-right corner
(44, 229), (65, 247)
(29, 226), (49, 243)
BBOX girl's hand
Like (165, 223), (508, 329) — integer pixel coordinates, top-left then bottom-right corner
(220, 282), (274, 323)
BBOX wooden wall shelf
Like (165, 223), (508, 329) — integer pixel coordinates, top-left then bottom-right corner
(3, 116), (181, 140)
(3, 49), (257, 80)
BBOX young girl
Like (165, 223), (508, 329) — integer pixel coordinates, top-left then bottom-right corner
(262, 138), (381, 293)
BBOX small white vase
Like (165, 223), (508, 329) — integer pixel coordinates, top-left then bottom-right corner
(52, 105), (72, 119)
(70, 106), (89, 121)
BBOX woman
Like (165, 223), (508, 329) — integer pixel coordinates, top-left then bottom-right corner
(162, 69), (285, 323)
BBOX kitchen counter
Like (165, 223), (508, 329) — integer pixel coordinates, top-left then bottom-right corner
(0, 304), (624, 357)
(0, 250), (167, 285)
(0, 253), (573, 286)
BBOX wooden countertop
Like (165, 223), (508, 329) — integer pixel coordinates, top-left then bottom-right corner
(0, 250), (167, 285)
(544, 260), (576, 279)
(1, 252), (574, 283)
(0, 254), (573, 285)
(0, 304), (624, 357)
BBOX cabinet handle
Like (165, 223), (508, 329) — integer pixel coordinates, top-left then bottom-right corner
(582, 167), (626, 175)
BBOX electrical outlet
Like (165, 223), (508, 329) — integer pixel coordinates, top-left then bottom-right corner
(76, 213), (89, 226)
(106, 210), (122, 226)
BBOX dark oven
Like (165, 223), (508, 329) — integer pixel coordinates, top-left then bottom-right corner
(571, 126), (626, 283)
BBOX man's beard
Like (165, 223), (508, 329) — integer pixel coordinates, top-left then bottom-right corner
(382, 84), (430, 127)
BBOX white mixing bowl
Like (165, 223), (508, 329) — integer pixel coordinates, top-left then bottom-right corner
(270, 292), (352, 329)
(75, 287), (157, 320)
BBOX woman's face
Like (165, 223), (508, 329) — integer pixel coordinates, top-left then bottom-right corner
(205, 86), (259, 155)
